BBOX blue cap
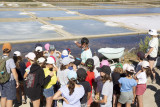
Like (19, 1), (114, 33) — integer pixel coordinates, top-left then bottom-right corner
(67, 70), (77, 80)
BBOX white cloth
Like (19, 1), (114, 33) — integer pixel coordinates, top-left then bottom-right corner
(92, 56), (100, 78)
(57, 69), (70, 86)
(137, 72), (147, 84)
(81, 48), (92, 63)
(148, 37), (159, 57)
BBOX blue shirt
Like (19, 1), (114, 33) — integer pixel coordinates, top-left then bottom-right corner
(118, 77), (137, 92)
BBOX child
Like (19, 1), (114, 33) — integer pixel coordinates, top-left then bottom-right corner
(95, 65), (113, 107)
(134, 61), (151, 107)
(117, 65), (137, 107)
(112, 63), (123, 107)
(136, 51), (145, 73)
(43, 57), (57, 107)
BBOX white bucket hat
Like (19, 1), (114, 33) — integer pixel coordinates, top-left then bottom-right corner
(46, 57), (55, 66)
(14, 51), (21, 56)
(25, 52), (36, 61)
(37, 57), (45, 63)
(148, 29), (158, 36)
(141, 61), (150, 68)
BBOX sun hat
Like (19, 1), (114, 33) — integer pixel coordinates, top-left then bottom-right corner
(61, 50), (68, 59)
(35, 46), (43, 52)
(141, 61), (150, 68)
(126, 65), (135, 73)
(37, 57), (45, 63)
(14, 51), (21, 56)
(62, 57), (75, 65)
(100, 60), (110, 67)
(44, 43), (50, 51)
(123, 63), (130, 71)
(25, 52), (36, 61)
(46, 57), (55, 66)
(137, 51), (145, 60)
(49, 45), (55, 51)
(74, 57), (82, 66)
(68, 70), (77, 80)
(148, 29), (158, 36)
(2, 43), (12, 52)
(77, 68), (87, 78)
(96, 65), (111, 75)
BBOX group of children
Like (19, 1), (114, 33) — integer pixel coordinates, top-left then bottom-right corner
(0, 29), (159, 107)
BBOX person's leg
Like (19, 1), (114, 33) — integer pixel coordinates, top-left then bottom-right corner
(32, 99), (40, 107)
(21, 83), (26, 104)
(113, 94), (117, 107)
(137, 95), (143, 107)
(46, 97), (53, 107)
(6, 100), (13, 107)
(0, 97), (7, 107)
(149, 60), (156, 81)
(126, 103), (131, 107)
(16, 87), (21, 103)
(117, 102), (121, 107)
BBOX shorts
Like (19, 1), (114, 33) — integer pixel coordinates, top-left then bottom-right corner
(0, 80), (16, 100)
(43, 86), (54, 98)
(147, 55), (157, 61)
(136, 84), (146, 95)
(118, 91), (133, 104)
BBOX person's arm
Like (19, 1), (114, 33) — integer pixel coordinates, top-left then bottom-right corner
(132, 86), (136, 104)
(74, 41), (81, 48)
(53, 90), (69, 104)
(95, 95), (107, 104)
(87, 92), (91, 100)
(145, 47), (154, 58)
(11, 68), (19, 88)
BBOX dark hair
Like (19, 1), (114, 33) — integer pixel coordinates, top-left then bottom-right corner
(85, 58), (94, 72)
(68, 78), (76, 95)
(90, 101), (100, 107)
(34, 51), (43, 60)
(77, 74), (87, 82)
(144, 67), (152, 77)
(13, 56), (22, 69)
(101, 74), (112, 83)
(126, 71), (134, 77)
(3, 49), (11, 53)
(60, 64), (67, 71)
(81, 37), (89, 45)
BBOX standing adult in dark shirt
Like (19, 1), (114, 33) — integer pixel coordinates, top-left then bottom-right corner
(112, 63), (123, 107)
(13, 51), (27, 104)
(77, 68), (91, 107)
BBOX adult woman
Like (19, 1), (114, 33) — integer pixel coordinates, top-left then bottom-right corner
(13, 51), (26, 104)
(53, 70), (85, 107)
(145, 29), (159, 83)
(95, 65), (113, 107)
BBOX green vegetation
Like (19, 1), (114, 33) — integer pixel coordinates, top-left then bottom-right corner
(139, 36), (151, 53)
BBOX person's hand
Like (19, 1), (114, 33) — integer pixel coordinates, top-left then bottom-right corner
(16, 81), (20, 88)
(74, 41), (78, 44)
(49, 71), (54, 77)
(94, 94), (99, 100)
(73, 64), (77, 71)
(145, 54), (148, 58)
(62, 97), (69, 104)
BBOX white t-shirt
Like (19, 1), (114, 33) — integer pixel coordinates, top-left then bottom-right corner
(148, 37), (159, 57)
(57, 69), (70, 86)
(137, 72), (147, 84)
(100, 81), (113, 107)
(81, 48), (92, 63)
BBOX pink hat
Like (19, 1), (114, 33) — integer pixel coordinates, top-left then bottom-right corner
(100, 60), (110, 67)
(44, 43), (50, 51)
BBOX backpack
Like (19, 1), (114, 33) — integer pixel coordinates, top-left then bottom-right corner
(0, 56), (10, 84)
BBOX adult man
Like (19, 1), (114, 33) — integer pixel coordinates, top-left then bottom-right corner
(74, 37), (92, 65)
(0, 43), (19, 107)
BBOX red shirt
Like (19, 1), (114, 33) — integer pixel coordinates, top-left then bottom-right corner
(26, 62), (31, 68)
(85, 71), (95, 88)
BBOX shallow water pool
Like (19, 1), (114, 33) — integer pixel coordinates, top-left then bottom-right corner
(0, 11), (30, 18)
